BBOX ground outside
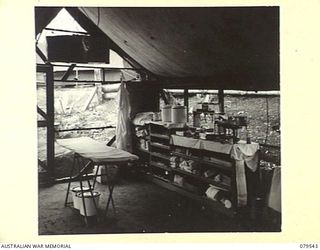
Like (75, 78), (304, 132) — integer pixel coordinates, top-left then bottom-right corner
(38, 169), (280, 235)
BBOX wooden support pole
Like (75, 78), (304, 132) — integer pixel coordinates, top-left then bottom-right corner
(44, 27), (89, 35)
(37, 120), (47, 127)
(61, 63), (76, 81)
(107, 135), (116, 146)
(37, 105), (47, 120)
(83, 87), (98, 111)
(218, 89), (224, 114)
(36, 46), (48, 63)
(184, 89), (189, 122)
(46, 64), (55, 177)
(102, 68), (106, 82)
(56, 125), (115, 133)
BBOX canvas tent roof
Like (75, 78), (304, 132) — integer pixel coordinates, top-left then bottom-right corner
(35, 7), (279, 91)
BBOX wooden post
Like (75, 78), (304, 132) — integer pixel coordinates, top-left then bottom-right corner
(37, 64), (55, 177)
(218, 89), (224, 114)
(102, 68), (105, 82)
(94, 68), (103, 103)
(46, 64), (55, 177)
(184, 88), (189, 122)
(36, 46), (47, 63)
(61, 63), (76, 81)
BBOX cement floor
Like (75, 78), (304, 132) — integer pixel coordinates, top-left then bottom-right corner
(38, 173), (280, 235)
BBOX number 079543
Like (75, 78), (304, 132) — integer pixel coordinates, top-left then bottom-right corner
(299, 244), (318, 248)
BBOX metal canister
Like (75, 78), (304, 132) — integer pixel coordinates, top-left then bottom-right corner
(171, 105), (186, 123)
(161, 105), (172, 122)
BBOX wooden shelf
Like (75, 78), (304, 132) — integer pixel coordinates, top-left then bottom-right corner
(150, 152), (170, 161)
(201, 158), (233, 170)
(172, 168), (231, 191)
(194, 110), (216, 113)
(134, 122), (240, 219)
(150, 142), (170, 150)
(171, 151), (232, 172)
(150, 133), (170, 140)
(152, 174), (171, 183)
(150, 161), (172, 171)
(144, 175), (235, 218)
(135, 135), (150, 140)
(137, 147), (149, 154)
(215, 120), (244, 129)
(171, 151), (199, 161)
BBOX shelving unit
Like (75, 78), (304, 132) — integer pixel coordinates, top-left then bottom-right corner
(132, 122), (259, 218)
(132, 124), (150, 173)
(171, 151), (233, 172)
(148, 123), (173, 182)
(150, 161), (172, 171)
(150, 133), (170, 140)
(150, 142), (171, 150)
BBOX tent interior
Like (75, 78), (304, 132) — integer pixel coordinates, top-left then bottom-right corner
(36, 6), (281, 234)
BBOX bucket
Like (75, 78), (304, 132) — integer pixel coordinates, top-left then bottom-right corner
(161, 105), (172, 122)
(93, 165), (108, 184)
(171, 105), (186, 123)
(71, 186), (92, 210)
(77, 191), (101, 216)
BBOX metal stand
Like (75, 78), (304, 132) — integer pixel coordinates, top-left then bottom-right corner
(63, 153), (99, 226)
(62, 154), (124, 225)
(105, 166), (117, 217)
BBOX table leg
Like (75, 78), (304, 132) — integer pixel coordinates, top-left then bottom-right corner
(64, 154), (76, 207)
(105, 182), (116, 217)
(92, 165), (100, 189)
(105, 166), (116, 217)
(79, 177), (88, 226)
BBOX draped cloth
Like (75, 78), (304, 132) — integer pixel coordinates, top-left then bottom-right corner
(116, 82), (133, 152)
(171, 136), (260, 206)
(268, 166), (281, 212)
(56, 137), (138, 163)
(230, 143), (259, 206)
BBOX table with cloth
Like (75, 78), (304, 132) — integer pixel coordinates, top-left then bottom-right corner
(56, 137), (139, 224)
(171, 135), (259, 207)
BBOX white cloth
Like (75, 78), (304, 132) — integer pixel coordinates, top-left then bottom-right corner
(57, 137), (138, 163)
(132, 112), (154, 126)
(148, 121), (187, 129)
(171, 136), (259, 207)
(230, 143), (259, 172)
(230, 142), (259, 206)
(268, 166), (281, 212)
(116, 83), (133, 152)
(205, 186), (220, 200)
(171, 135), (233, 154)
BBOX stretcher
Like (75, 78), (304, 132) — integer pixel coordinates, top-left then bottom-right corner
(55, 137), (139, 225)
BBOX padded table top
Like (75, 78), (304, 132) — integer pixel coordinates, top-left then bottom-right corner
(56, 137), (139, 163)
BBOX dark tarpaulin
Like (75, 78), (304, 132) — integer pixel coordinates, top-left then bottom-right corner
(35, 7), (279, 91)
(35, 7), (62, 36)
(77, 7), (279, 91)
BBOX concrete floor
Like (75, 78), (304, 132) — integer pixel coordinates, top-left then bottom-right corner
(38, 173), (280, 235)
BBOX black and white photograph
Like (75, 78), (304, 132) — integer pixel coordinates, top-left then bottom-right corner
(35, 6), (281, 235)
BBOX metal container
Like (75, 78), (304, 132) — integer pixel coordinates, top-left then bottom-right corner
(161, 105), (172, 122)
(77, 191), (101, 216)
(171, 105), (186, 123)
(71, 186), (92, 210)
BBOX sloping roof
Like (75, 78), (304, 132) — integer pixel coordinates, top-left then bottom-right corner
(35, 7), (279, 91)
